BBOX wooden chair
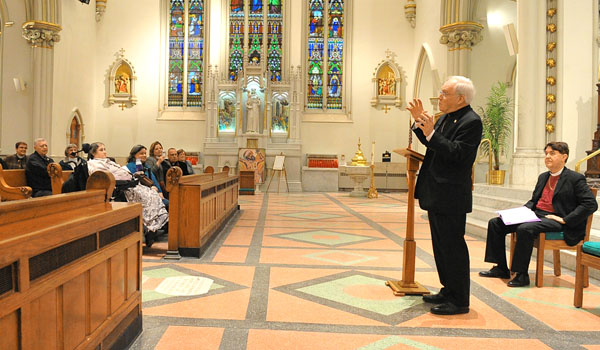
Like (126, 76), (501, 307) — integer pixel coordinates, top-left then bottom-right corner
(574, 241), (600, 307)
(510, 188), (597, 287)
(204, 166), (214, 174)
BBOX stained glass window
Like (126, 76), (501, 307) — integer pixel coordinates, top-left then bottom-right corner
(267, 0), (283, 81)
(248, 0), (263, 65)
(228, 0), (285, 82)
(229, 0), (244, 81)
(168, 0), (205, 107)
(307, 0), (345, 110)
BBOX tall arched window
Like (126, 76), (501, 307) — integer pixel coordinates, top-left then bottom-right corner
(306, 0), (350, 112)
(227, 0), (285, 82)
(168, 0), (206, 107)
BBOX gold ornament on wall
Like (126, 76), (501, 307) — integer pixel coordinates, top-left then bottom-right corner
(546, 42), (556, 52)
(546, 94), (556, 103)
(546, 58), (556, 68)
(546, 76), (556, 86)
(545, 124), (555, 133)
(546, 23), (557, 33)
(547, 8), (557, 17)
(546, 111), (556, 121)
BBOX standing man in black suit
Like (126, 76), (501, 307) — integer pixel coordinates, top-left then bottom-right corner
(480, 142), (597, 287)
(407, 76), (482, 315)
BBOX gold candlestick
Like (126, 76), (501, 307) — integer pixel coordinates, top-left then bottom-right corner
(368, 164), (378, 199)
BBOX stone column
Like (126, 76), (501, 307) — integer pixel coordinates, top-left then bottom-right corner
(510, 0), (547, 186)
(22, 21), (61, 144)
(289, 65), (301, 143)
(439, 21), (483, 77)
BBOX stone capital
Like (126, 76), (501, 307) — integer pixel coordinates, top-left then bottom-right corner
(439, 21), (483, 50)
(22, 21), (61, 48)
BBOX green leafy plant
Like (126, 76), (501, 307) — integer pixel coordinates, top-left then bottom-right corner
(478, 82), (514, 170)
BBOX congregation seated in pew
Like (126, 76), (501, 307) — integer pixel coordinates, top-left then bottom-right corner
(87, 142), (168, 247)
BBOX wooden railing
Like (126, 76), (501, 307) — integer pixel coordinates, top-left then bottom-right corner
(165, 167), (239, 258)
(0, 171), (143, 350)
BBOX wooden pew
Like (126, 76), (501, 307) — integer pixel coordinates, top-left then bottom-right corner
(165, 167), (239, 258)
(0, 170), (143, 350)
(0, 164), (32, 200)
(0, 163), (72, 200)
(47, 162), (73, 195)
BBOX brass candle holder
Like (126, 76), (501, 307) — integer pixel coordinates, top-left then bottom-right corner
(368, 164), (378, 199)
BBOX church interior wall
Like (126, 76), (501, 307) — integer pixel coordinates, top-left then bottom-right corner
(52, 0), (97, 154)
(470, 0), (517, 183)
(301, 0), (416, 164)
(1, 2), (32, 154)
(2, 0), (600, 184)
(555, 0), (595, 171)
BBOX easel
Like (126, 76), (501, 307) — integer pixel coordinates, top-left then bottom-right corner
(385, 147), (430, 296)
(266, 153), (289, 193)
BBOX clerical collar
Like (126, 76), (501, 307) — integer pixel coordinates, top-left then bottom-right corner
(447, 105), (472, 119)
(16, 155), (24, 159)
(550, 167), (564, 176)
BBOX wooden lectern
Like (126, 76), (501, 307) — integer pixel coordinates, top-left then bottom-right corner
(386, 147), (430, 296)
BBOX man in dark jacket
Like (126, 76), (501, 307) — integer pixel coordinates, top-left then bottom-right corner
(407, 76), (482, 315)
(25, 138), (54, 197)
(480, 141), (597, 287)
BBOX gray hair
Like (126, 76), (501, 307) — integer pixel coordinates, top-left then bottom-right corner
(447, 76), (475, 105)
(34, 138), (47, 147)
(64, 143), (78, 157)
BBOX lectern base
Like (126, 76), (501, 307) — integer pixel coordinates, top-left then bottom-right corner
(385, 280), (430, 296)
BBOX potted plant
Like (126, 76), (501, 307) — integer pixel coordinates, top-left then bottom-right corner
(478, 82), (514, 185)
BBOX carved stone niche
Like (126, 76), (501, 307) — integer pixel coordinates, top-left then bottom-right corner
(370, 50), (403, 109)
(108, 49), (137, 108)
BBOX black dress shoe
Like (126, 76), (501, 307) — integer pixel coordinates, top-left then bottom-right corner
(479, 266), (510, 279)
(430, 302), (469, 315)
(145, 231), (155, 248)
(507, 272), (530, 287)
(423, 292), (447, 304)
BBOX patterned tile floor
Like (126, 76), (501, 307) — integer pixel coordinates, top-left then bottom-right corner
(129, 192), (600, 350)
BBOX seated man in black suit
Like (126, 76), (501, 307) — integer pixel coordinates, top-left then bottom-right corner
(480, 141), (598, 287)
(25, 138), (55, 197)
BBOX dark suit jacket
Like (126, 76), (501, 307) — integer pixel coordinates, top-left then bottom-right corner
(525, 167), (597, 246)
(25, 151), (54, 193)
(413, 105), (483, 214)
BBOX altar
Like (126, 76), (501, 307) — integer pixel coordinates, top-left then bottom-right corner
(202, 59), (303, 191)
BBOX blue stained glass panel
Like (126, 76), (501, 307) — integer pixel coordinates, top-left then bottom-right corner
(168, 0), (185, 106)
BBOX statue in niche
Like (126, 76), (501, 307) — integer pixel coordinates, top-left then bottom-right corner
(246, 89), (261, 133)
(108, 49), (137, 108)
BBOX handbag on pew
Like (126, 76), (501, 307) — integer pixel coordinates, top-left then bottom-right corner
(135, 173), (154, 188)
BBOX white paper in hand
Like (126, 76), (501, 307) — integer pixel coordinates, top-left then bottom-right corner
(497, 206), (541, 225)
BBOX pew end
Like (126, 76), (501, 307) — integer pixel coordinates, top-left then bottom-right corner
(166, 166), (183, 193)
(86, 170), (116, 201)
(0, 163), (32, 201)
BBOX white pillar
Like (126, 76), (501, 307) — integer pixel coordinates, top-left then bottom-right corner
(439, 22), (483, 77)
(510, 0), (548, 186)
(22, 21), (61, 144)
(556, 0), (594, 169)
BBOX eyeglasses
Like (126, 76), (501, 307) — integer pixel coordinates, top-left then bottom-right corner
(439, 90), (454, 97)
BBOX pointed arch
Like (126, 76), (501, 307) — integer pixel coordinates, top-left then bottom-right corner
(413, 43), (441, 100)
(66, 109), (85, 148)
